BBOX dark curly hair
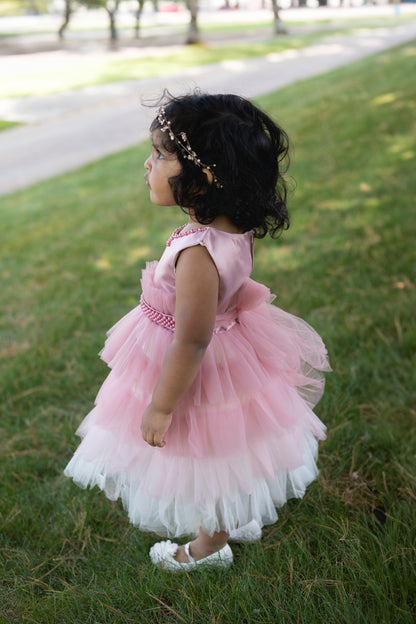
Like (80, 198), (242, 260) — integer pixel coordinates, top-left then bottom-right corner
(150, 92), (290, 238)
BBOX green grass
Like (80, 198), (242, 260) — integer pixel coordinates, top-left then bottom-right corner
(0, 29), (332, 98)
(2, 18), (412, 98)
(0, 120), (20, 131)
(1, 41), (416, 623)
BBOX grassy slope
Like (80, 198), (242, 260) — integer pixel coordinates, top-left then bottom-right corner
(1, 18), (411, 98)
(1, 42), (416, 623)
(0, 30), (337, 98)
(0, 120), (20, 132)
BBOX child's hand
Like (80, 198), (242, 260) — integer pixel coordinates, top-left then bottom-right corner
(141, 404), (172, 448)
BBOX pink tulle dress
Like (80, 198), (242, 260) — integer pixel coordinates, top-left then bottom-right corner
(64, 225), (331, 537)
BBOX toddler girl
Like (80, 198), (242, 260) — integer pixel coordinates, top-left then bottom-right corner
(64, 92), (330, 571)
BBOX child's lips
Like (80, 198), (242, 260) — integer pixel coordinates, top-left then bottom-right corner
(144, 176), (150, 188)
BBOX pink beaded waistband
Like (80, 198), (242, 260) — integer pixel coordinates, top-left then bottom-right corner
(140, 296), (237, 334)
(140, 297), (175, 330)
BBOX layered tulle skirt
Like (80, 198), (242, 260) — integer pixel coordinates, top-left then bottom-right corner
(64, 262), (331, 537)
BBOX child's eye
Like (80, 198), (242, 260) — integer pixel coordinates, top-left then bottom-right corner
(156, 150), (165, 160)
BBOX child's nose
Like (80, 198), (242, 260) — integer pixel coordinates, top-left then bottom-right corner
(144, 156), (151, 170)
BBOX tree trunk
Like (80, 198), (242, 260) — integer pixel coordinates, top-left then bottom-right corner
(105, 2), (119, 41)
(58, 0), (73, 39)
(28, 1), (40, 15)
(271, 0), (287, 35)
(135, 0), (145, 39)
(185, 0), (200, 45)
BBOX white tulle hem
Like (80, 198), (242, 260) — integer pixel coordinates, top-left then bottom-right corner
(64, 431), (320, 538)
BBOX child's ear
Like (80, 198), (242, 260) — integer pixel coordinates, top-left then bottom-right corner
(202, 168), (214, 186)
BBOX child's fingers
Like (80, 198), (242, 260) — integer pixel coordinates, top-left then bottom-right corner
(153, 432), (166, 448)
(142, 429), (166, 448)
(140, 407), (170, 447)
(141, 428), (153, 446)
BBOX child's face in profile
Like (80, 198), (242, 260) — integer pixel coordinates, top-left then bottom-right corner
(144, 129), (182, 206)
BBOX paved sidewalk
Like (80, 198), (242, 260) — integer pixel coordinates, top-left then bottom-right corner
(1, 21), (416, 196)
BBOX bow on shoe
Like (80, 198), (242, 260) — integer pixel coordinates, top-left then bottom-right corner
(150, 539), (180, 565)
(149, 540), (233, 571)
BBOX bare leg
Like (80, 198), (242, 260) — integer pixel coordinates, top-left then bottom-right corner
(175, 528), (230, 563)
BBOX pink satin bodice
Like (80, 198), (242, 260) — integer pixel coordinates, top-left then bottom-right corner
(154, 226), (254, 314)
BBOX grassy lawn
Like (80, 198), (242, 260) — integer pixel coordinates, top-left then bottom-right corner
(1, 18), (413, 98)
(1, 41), (415, 623)
(0, 29), (340, 98)
(0, 120), (20, 131)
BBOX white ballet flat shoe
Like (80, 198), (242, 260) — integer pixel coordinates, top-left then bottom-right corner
(149, 540), (233, 572)
(229, 520), (262, 543)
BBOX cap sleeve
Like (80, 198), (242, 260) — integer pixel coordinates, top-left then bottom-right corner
(155, 227), (254, 312)
(181, 228), (254, 313)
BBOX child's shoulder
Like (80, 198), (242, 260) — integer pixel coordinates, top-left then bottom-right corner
(181, 227), (253, 261)
(167, 224), (251, 247)
(164, 225), (253, 272)
(201, 226), (254, 247)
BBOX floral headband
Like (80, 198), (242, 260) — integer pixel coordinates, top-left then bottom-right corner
(156, 106), (223, 189)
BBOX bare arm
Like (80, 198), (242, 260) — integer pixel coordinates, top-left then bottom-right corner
(141, 243), (219, 447)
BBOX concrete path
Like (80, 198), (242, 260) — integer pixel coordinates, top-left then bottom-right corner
(1, 20), (416, 196)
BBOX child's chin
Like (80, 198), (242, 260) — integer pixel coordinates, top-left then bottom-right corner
(152, 197), (177, 207)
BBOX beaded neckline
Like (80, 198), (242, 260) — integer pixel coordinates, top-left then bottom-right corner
(166, 225), (207, 247)
(166, 224), (253, 247)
